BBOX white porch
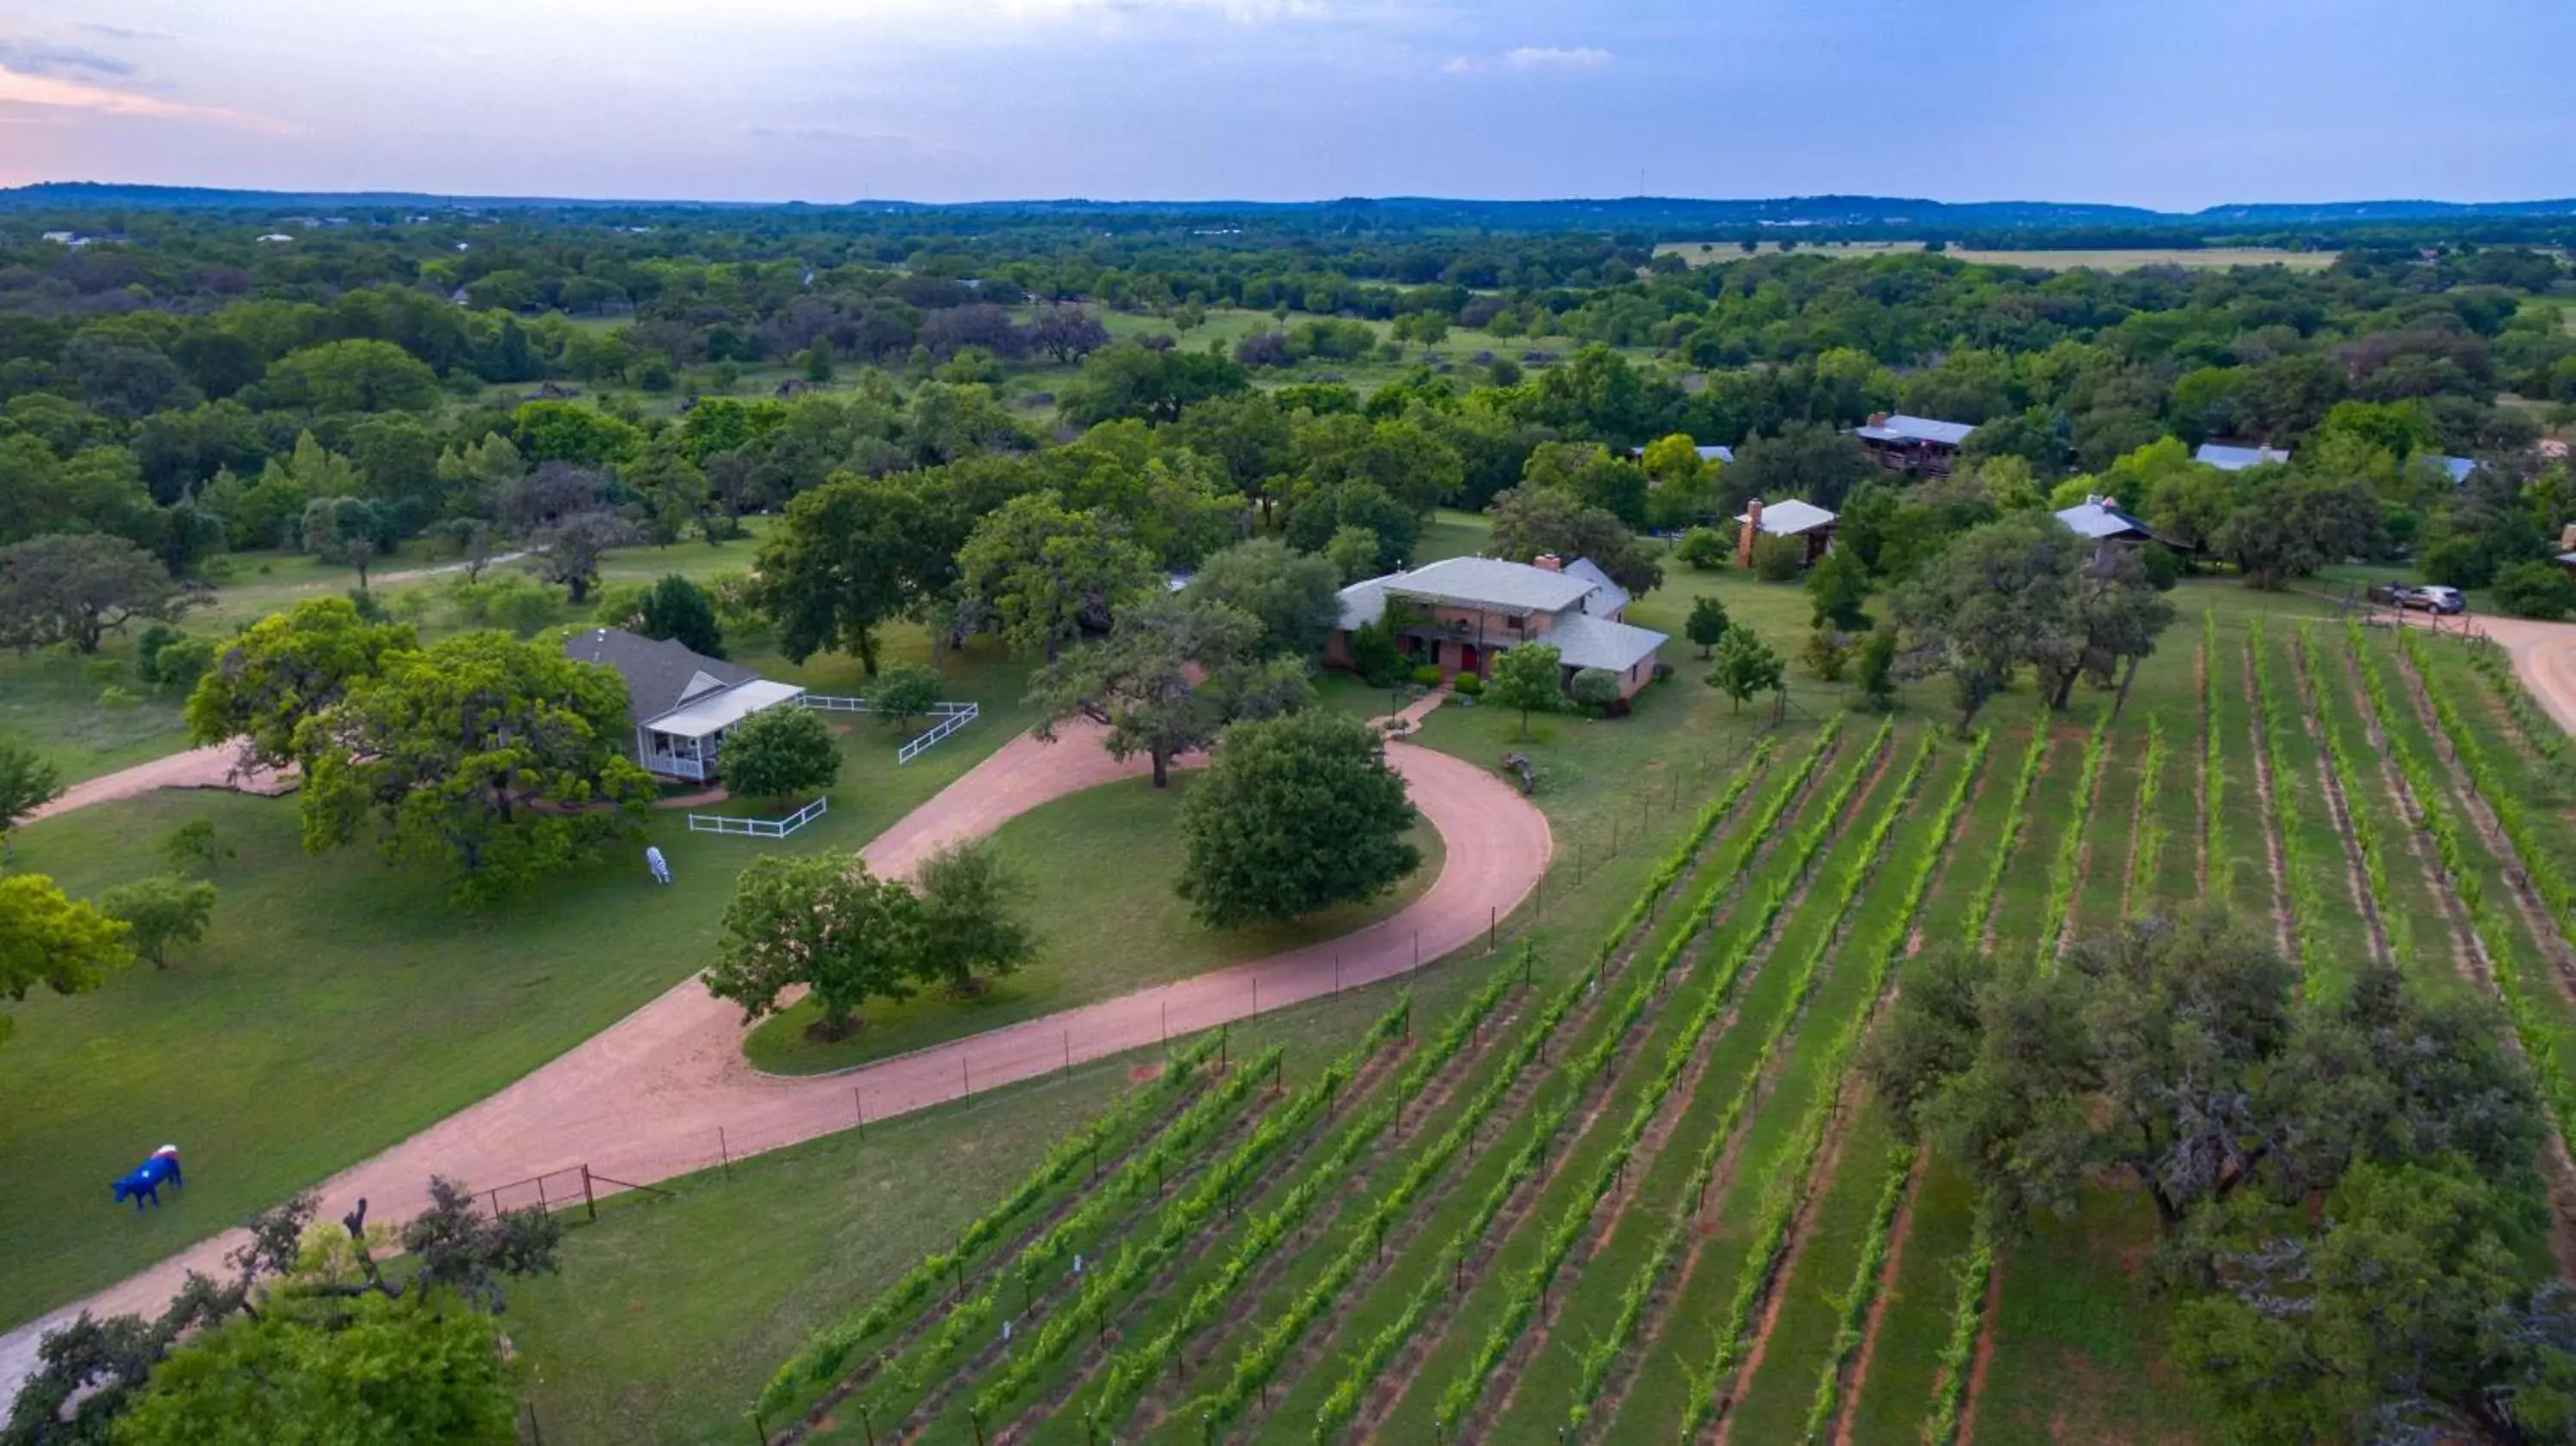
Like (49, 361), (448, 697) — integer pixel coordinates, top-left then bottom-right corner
(636, 680), (806, 782)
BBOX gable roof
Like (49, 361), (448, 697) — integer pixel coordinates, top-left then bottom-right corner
(2196, 442), (2290, 471)
(1733, 499), (1838, 536)
(1387, 555), (1592, 611)
(1543, 613), (1668, 674)
(2442, 455), (2478, 485)
(1559, 556), (1631, 617)
(563, 627), (759, 726)
(1856, 414), (1976, 447)
(2055, 500), (2158, 542)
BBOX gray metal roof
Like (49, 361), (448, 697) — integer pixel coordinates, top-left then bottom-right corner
(1540, 614), (1668, 673)
(2196, 442), (2290, 471)
(563, 627), (759, 726)
(1559, 556), (1631, 617)
(2055, 501), (2156, 542)
(1337, 556), (1596, 628)
(1857, 414), (1976, 447)
(2443, 455), (2477, 484)
(1732, 499), (1838, 536)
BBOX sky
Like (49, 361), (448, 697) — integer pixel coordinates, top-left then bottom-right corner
(0, 0), (2570, 209)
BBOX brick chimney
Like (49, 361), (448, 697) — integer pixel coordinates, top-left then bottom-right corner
(1866, 412), (1891, 428)
(1737, 498), (1763, 568)
(1532, 553), (1563, 573)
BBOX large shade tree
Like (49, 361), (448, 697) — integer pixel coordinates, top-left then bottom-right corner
(1176, 709), (1420, 928)
(294, 631), (653, 903)
(1032, 594), (1304, 787)
(185, 596), (418, 774)
(703, 853), (922, 1039)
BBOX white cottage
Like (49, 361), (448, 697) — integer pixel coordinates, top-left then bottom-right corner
(564, 627), (805, 782)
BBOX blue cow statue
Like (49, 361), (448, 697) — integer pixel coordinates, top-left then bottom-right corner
(112, 1145), (183, 1211)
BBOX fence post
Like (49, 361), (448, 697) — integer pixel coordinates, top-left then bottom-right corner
(1063, 1030), (1072, 1081)
(854, 1088), (866, 1138)
(535, 1175), (548, 1213)
(581, 1164), (597, 1223)
(1489, 905), (1497, 952)
(718, 1127), (732, 1182)
(963, 1056), (972, 1101)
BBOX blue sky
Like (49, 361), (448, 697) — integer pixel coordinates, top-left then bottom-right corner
(0, 0), (2569, 207)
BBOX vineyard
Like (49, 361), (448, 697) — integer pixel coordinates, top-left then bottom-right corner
(749, 616), (2576, 1446)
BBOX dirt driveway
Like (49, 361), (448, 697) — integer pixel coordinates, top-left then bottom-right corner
(0, 720), (1549, 1400)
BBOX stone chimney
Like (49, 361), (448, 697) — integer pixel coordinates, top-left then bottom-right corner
(2561, 521), (2576, 553)
(1866, 412), (1891, 428)
(1738, 498), (1763, 568)
(1532, 553), (1563, 573)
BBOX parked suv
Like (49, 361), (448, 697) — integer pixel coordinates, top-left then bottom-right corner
(2409, 585), (2466, 615)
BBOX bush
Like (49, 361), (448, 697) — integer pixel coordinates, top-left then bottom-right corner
(1675, 527), (1732, 569)
(1412, 664), (1444, 688)
(2140, 542), (2182, 592)
(1854, 628), (1899, 710)
(1751, 533), (1805, 582)
(1801, 626), (1856, 682)
(720, 703), (841, 803)
(2494, 561), (2576, 620)
(2420, 535), (2496, 590)
(1569, 668), (1622, 714)
(448, 574), (562, 636)
(1451, 672), (1484, 697)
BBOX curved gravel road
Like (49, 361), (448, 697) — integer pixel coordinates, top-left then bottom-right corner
(0, 720), (1549, 1403)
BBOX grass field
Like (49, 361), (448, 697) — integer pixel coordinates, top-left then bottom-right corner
(741, 775), (1442, 1074)
(1654, 240), (2340, 271)
(0, 520), (781, 786)
(522, 570), (2576, 1446)
(0, 626), (1036, 1328)
(20, 513), (2573, 1445)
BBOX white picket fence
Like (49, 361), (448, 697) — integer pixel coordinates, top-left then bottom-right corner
(685, 795), (828, 838)
(800, 696), (981, 765)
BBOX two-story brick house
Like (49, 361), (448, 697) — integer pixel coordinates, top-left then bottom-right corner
(1323, 554), (1669, 700)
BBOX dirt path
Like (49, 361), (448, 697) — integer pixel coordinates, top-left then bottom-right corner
(0, 720), (1550, 1405)
(2451, 615), (2576, 734)
(26, 745), (295, 823)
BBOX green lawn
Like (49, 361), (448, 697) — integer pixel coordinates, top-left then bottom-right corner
(0, 644), (1031, 1332)
(741, 774), (1442, 1074)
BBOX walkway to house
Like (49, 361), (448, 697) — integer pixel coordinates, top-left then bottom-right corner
(0, 720), (1550, 1402)
(1370, 682), (1453, 735)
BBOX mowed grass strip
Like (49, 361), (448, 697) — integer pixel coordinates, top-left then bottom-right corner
(1501, 738), (1953, 1440)
(1608, 742), (1977, 1443)
(744, 775), (1442, 1075)
(1381, 736), (1897, 1442)
(1297, 737), (1868, 1443)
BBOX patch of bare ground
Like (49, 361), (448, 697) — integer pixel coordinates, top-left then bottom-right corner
(2243, 641), (2297, 961)
(2289, 637), (2394, 967)
(2347, 645), (2576, 1274)
(777, 1074), (1223, 1443)
(902, 1046), (1409, 1445)
(1829, 1150), (1928, 1446)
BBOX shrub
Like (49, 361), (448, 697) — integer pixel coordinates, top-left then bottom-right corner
(720, 703), (841, 803)
(1451, 672), (1484, 697)
(1412, 664), (1444, 687)
(1675, 527), (1731, 569)
(2494, 561), (2576, 620)
(1801, 626), (1856, 682)
(1751, 533), (1804, 582)
(1569, 668), (1622, 714)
